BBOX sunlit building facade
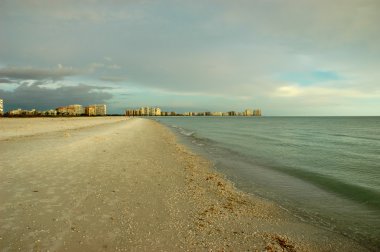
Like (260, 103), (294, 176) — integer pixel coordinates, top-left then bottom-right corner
(85, 104), (106, 116)
(0, 99), (3, 115)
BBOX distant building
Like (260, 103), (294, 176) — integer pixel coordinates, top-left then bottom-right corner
(56, 104), (83, 116)
(154, 107), (161, 116)
(125, 107), (161, 116)
(149, 107), (154, 116)
(124, 106), (261, 117)
(211, 112), (222, 116)
(140, 107), (149, 116)
(86, 104), (106, 116)
(94, 104), (106, 116)
(125, 109), (134, 116)
(56, 106), (68, 115)
(244, 109), (254, 116)
(85, 106), (96, 116)
(9, 108), (22, 116)
(8, 108), (37, 116)
(68, 104), (84, 115)
(56, 104), (105, 116)
(42, 109), (57, 116)
(27, 109), (37, 116)
(254, 109), (262, 116)
(0, 99), (3, 115)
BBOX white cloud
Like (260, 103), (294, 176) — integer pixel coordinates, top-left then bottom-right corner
(273, 85), (380, 99)
(274, 86), (302, 97)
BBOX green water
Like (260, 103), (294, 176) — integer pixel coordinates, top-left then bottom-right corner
(156, 116), (380, 250)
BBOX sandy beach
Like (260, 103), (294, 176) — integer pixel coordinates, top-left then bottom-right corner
(0, 117), (368, 251)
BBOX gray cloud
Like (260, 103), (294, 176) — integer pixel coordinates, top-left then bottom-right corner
(99, 76), (128, 82)
(0, 78), (14, 83)
(0, 0), (145, 23)
(0, 66), (82, 81)
(0, 83), (113, 111)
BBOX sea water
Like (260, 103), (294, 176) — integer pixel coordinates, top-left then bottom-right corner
(155, 116), (380, 250)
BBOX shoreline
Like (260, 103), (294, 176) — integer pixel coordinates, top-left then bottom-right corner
(156, 119), (371, 251)
(0, 117), (369, 251)
(155, 116), (380, 251)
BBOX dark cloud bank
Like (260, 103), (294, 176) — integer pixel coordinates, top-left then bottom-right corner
(0, 66), (82, 81)
(0, 83), (113, 111)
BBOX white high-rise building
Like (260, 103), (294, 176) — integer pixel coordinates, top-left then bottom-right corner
(244, 109), (254, 116)
(0, 99), (3, 115)
(140, 107), (149, 116)
(154, 107), (161, 116)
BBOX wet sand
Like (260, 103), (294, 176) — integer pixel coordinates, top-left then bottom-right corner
(0, 117), (368, 251)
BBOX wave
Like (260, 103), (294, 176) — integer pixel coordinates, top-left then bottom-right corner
(328, 133), (380, 142)
(175, 127), (380, 209)
(277, 167), (380, 210)
(179, 129), (194, 136)
(165, 119), (380, 208)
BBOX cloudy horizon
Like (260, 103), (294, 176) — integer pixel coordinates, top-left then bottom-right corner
(1, 0), (379, 115)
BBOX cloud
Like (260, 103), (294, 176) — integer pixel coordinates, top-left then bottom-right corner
(0, 0), (379, 115)
(0, 0), (146, 23)
(273, 85), (380, 99)
(0, 66), (82, 81)
(0, 83), (113, 111)
(274, 86), (303, 97)
(89, 63), (122, 72)
(100, 76), (128, 82)
(217, 0), (380, 46)
(108, 64), (121, 70)
(0, 78), (14, 83)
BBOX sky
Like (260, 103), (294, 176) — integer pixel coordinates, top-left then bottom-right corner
(0, 0), (379, 115)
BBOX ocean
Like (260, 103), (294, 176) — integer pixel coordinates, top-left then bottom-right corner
(155, 116), (380, 250)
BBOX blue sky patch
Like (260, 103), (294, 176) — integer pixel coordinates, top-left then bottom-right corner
(280, 70), (341, 85)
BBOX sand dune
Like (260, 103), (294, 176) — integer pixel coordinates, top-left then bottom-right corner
(0, 117), (367, 251)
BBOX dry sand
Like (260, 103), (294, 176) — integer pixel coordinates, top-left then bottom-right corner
(0, 117), (368, 251)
